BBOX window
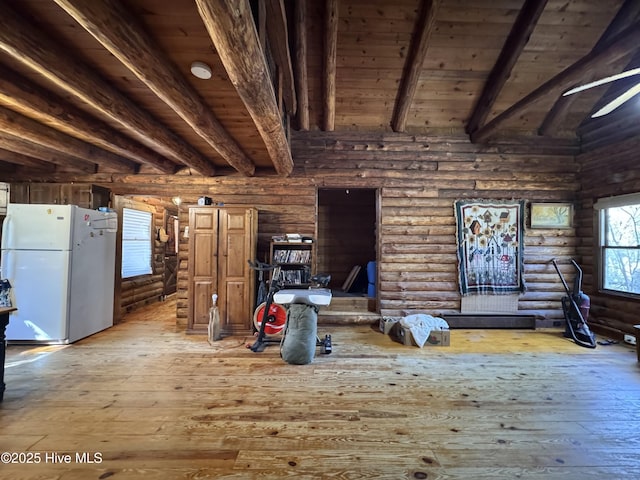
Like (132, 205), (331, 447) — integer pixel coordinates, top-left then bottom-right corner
(595, 193), (640, 296)
(121, 207), (153, 278)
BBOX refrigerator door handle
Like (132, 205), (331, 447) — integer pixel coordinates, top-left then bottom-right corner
(0, 214), (11, 251)
(1, 250), (14, 280)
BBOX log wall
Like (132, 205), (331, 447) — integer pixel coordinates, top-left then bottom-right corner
(293, 132), (580, 323)
(576, 135), (640, 339)
(4, 132), (583, 328)
(170, 132), (582, 327)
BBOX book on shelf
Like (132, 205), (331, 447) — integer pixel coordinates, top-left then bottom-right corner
(273, 249), (311, 264)
(277, 268), (311, 285)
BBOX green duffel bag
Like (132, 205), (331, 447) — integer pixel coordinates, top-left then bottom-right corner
(281, 304), (317, 365)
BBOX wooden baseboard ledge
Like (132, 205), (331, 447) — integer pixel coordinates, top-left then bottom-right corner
(441, 312), (540, 329)
(318, 311), (381, 325)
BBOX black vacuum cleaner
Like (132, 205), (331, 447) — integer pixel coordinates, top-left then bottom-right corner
(551, 258), (597, 349)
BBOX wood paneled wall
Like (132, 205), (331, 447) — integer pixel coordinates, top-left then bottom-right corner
(577, 135), (640, 339)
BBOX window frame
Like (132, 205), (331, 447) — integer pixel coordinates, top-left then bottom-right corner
(121, 207), (154, 279)
(595, 193), (640, 299)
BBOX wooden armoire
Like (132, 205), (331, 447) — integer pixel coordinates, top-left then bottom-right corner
(187, 207), (257, 335)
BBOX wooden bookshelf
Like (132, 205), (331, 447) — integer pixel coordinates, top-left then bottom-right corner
(270, 240), (315, 288)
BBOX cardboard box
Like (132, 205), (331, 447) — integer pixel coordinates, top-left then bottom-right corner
(397, 325), (413, 346)
(390, 324), (450, 347)
(425, 329), (450, 346)
(379, 316), (400, 335)
(388, 322), (406, 344)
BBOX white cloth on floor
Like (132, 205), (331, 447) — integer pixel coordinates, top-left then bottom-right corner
(400, 314), (449, 348)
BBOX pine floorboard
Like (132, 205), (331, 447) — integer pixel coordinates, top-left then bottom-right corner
(1, 299), (639, 479)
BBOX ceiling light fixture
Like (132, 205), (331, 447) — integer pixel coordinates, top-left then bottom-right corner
(190, 61), (212, 80)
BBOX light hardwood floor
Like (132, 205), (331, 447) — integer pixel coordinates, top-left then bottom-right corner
(1, 299), (639, 479)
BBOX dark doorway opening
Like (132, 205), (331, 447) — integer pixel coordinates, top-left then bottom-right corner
(162, 208), (178, 298)
(317, 188), (377, 297)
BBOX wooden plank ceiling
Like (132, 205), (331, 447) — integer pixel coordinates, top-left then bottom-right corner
(0, 0), (637, 178)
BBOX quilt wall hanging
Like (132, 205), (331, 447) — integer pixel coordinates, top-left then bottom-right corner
(454, 199), (526, 295)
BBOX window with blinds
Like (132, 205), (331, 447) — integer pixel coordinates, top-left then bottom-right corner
(122, 207), (153, 278)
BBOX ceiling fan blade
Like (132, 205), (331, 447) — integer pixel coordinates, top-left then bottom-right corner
(591, 82), (640, 117)
(563, 67), (640, 96)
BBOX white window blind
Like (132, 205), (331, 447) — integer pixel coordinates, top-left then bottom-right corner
(122, 207), (153, 278)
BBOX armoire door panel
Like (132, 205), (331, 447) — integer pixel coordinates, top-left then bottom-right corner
(192, 233), (216, 277)
(192, 279), (214, 328)
(193, 210), (215, 229)
(223, 281), (247, 332)
(224, 210), (247, 230)
(187, 207), (219, 332)
(217, 208), (255, 335)
(225, 232), (249, 278)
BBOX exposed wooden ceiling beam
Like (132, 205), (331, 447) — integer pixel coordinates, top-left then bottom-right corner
(0, 2), (217, 177)
(537, 98), (575, 137)
(391, 0), (441, 133)
(323, 0), (339, 132)
(265, 0), (297, 116)
(195, 0), (293, 176)
(0, 148), (57, 173)
(466, 0), (549, 135)
(0, 132), (96, 174)
(596, 0), (640, 53)
(539, 0), (640, 136)
(0, 64), (177, 175)
(258, 1), (267, 51)
(294, 0), (309, 131)
(0, 106), (138, 173)
(52, 0), (256, 177)
(471, 22), (640, 143)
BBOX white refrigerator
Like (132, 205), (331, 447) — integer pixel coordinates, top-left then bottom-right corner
(1, 204), (117, 343)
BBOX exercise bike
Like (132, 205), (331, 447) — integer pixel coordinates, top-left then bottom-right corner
(248, 260), (333, 364)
